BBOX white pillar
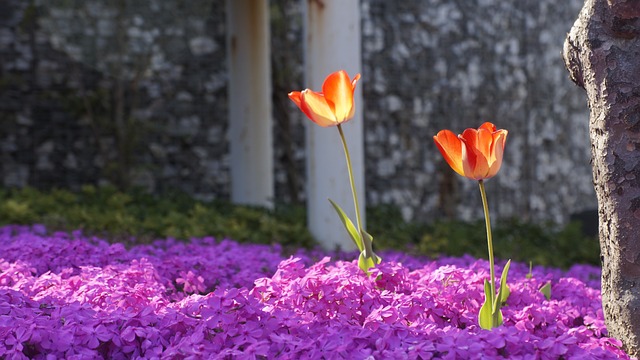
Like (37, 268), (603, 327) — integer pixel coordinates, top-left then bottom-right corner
(226, 0), (273, 208)
(304, 0), (364, 250)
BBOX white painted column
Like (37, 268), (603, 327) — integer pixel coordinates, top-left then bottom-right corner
(226, 0), (273, 208)
(304, 0), (364, 250)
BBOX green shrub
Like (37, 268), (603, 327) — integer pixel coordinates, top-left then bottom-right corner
(366, 210), (600, 269)
(0, 186), (600, 268)
(0, 186), (314, 248)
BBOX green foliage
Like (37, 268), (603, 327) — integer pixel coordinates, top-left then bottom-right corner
(0, 188), (600, 269)
(498, 260), (511, 305)
(366, 206), (600, 269)
(365, 204), (428, 250)
(539, 282), (552, 300)
(0, 186), (314, 248)
(478, 259), (510, 330)
(479, 279), (502, 329)
(329, 199), (363, 252)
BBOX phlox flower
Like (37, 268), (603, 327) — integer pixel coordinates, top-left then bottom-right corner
(176, 270), (206, 294)
(0, 226), (632, 359)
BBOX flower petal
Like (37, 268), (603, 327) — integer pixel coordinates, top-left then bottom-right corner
(462, 142), (488, 180)
(433, 130), (465, 177)
(479, 122), (497, 132)
(476, 128), (494, 161)
(322, 71), (359, 123)
(300, 90), (338, 127)
(460, 129), (490, 180)
(348, 74), (361, 120)
(487, 130), (507, 177)
(460, 128), (491, 160)
(288, 91), (303, 108)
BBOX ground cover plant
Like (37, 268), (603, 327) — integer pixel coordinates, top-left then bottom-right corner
(0, 225), (630, 359)
(0, 185), (600, 269)
(0, 185), (315, 249)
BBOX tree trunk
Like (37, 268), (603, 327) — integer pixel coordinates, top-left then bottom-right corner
(563, 0), (640, 357)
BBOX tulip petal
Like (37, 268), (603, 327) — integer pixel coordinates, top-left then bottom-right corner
(461, 143), (488, 180)
(460, 128), (478, 150)
(288, 91), (303, 108)
(458, 129), (477, 177)
(460, 127), (492, 161)
(487, 130), (507, 177)
(300, 90), (338, 127)
(435, 122), (507, 181)
(490, 129), (508, 162)
(460, 129), (490, 180)
(477, 128), (495, 161)
(480, 122), (503, 167)
(479, 122), (497, 132)
(433, 130), (465, 177)
(348, 74), (361, 119)
(323, 71), (359, 123)
(288, 70), (361, 128)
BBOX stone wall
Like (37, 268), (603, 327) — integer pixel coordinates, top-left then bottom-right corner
(0, 0), (593, 224)
(360, 0), (593, 223)
(1, 0), (230, 198)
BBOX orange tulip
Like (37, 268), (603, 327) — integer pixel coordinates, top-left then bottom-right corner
(288, 70), (361, 127)
(433, 122), (508, 180)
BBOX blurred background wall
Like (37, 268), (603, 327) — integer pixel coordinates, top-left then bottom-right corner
(0, 0), (593, 224)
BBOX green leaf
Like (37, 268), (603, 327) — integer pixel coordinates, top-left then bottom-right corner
(526, 261), (533, 279)
(328, 199), (363, 252)
(478, 279), (494, 329)
(359, 230), (374, 256)
(361, 229), (382, 264)
(494, 307), (503, 327)
(361, 229), (374, 244)
(497, 259), (511, 305)
(358, 250), (378, 273)
(357, 230), (382, 274)
(539, 281), (551, 300)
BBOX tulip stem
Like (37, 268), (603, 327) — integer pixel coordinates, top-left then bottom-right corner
(337, 124), (363, 246)
(479, 180), (497, 317)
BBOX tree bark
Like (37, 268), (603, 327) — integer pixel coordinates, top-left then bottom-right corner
(563, 0), (640, 357)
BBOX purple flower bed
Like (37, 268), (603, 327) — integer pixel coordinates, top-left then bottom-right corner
(0, 225), (631, 359)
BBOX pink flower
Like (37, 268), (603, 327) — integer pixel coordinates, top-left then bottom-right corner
(0, 226), (633, 359)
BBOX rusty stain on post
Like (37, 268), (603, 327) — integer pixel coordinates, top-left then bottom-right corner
(309, 0), (325, 10)
(230, 36), (237, 56)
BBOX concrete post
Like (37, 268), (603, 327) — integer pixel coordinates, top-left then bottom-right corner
(226, 0), (273, 208)
(303, 0), (364, 250)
